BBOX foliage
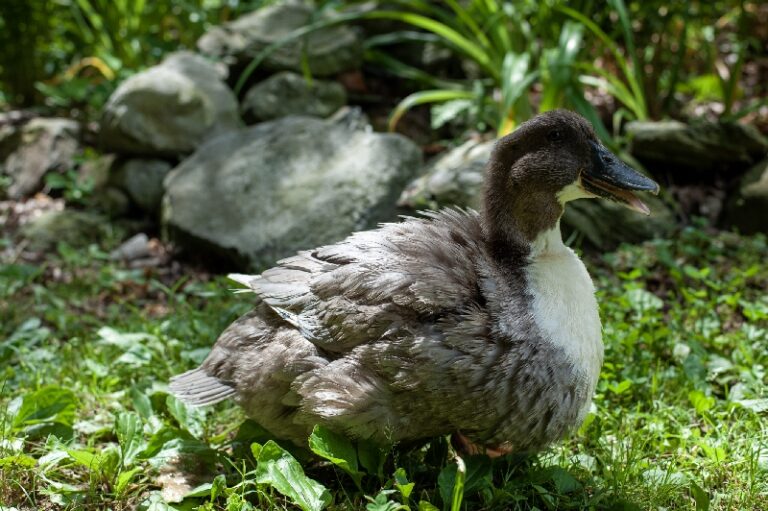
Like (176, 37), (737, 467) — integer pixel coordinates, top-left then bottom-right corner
(363, 0), (762, 138)
(0, 0), (269, 113)
(1, 220), (768, 509)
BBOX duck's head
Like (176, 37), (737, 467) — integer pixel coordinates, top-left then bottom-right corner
(483, 110), (659, 254)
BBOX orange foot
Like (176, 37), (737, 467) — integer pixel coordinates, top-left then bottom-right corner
(451, 432), (515, 458)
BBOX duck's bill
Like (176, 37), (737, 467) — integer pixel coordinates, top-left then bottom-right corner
(583, 141), (660, 215)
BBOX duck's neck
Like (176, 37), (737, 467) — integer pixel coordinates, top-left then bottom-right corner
(528, 221), (567, 258)
(482, 183), (564, 265)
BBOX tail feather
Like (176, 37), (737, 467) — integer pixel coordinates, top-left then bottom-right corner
(169, 367), (236, 406)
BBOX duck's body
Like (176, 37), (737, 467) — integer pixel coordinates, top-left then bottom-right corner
(171, 110), (658, 454)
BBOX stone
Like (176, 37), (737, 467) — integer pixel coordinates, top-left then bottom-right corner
(724, 158), (768, 234)
(163, 115), (421, 269)
(399, 137), (676, 249)
(241, 71), (346, 122)
(100, 51), (240, 156)
(197, 2), (362, 77)
(2, 118), (80, 199)
(626, 120), (768, 174)
(561, 195), (676, 249)
(398, 138), (493, 210)
(110, 158), (172, 214)
(110, 233), (151, 261)
(20, 209), (108, 250)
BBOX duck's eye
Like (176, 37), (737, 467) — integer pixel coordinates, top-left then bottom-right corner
(547, 130), (563, 142)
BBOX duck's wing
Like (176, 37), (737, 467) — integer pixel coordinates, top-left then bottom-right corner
(242, 208), (486, 352)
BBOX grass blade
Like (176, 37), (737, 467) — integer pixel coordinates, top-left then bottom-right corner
(388, 89), (476, 131)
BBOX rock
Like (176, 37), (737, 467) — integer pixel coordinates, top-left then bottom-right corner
(1, 118), (80, 199)
(110, 158), (172, 214)
(110, 233), (151, 261)
(163, 115), (421, 268)
(20, 209), (108, 250)
(100, 52), (240, 156)
(79, 154), (116, 191)
(241, 71), (346, 122)
(197, 2), (362, 77)
(561, 195), (676, 249)
(399, 137), (676, 249)
(724, 158), (768, 234)
(96, 186), (132, 217)
(398, 138), (493, 210)
(626, 120), (768, 175)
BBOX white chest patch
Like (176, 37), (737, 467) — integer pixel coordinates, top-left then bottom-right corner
(524, 224), (604, 380)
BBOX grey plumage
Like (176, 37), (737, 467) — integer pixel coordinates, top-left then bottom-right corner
(170, 110), (659, 454)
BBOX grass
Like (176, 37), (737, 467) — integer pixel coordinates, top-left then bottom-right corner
(1, 221), (768, 510)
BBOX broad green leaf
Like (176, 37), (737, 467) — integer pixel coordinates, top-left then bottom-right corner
(309, 425), (363, 487)
(358, 439), (385, 479)
(115, 467), (142, 496)
(166, 395), (206, 439)
(365, 490), (408, 511)
(146, 436), (218, 468)
(393, 467), (414, 501)
(549, 466), (582, 494)
(116, 411), (144, 466)
(438, 455), (491, 508)
(12, 386), (77, 431)
(691, 482), (711, 511)
(211, 474), (227, 502)
(688, 390), (715, 414)
(252, 441), (331, 511)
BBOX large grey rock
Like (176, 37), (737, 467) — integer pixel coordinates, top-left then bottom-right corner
(2, 118), (80, 199)
(110, 158), (172, 215)
(163, 115), (421, 268)
(100, 52), (240, 156)
(626, 120), (768, 173)
(399, 138), (676, 249)
(241, 71), (346, 122)
(724, 158), (768, 234)
(20, 209), (108, 250)
(398, 138), (493, 210)
(198, 2), (362, 77)
(561, 195), (676, 248)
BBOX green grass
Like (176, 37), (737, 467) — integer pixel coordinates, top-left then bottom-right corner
(1, 223), (767, 510)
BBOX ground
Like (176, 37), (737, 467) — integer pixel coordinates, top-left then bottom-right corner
(1, 218), (767, 510)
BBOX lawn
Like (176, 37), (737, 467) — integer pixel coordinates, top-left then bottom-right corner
(1, 222), (767, 510)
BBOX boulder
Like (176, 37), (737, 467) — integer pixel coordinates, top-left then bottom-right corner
(399, 138), (676, 249)
(724, 158), (768, 234)
(626, 120), (768, 175)
(110, 158), (172, 214)
(561, 195), (676, 248)
(398, 138), (493, 210)
(100, 52), (240, 156)
(2, 118), (80, 199)
(163, 115), (421, 269)
(20, 209), (108, 250)
(241, 71), (346, 122)
(197, 2), (362, 77)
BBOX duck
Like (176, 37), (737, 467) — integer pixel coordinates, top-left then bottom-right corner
(170, 110), (659, 456)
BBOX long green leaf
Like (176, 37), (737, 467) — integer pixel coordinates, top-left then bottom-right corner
(443, 0), (495, 57)
(558, 5), (646, 119)
(579, 73), (643, 120)
(364, 11), (497, 78)
(389, 89), (476, 131)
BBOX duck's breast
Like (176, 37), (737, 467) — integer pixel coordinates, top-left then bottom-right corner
(524, 246), (603, 390)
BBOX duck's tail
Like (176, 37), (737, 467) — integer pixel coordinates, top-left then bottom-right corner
(169, 367), (236, 406)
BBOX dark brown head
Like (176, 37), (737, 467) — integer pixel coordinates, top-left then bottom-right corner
(483, 110), (659, 258)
